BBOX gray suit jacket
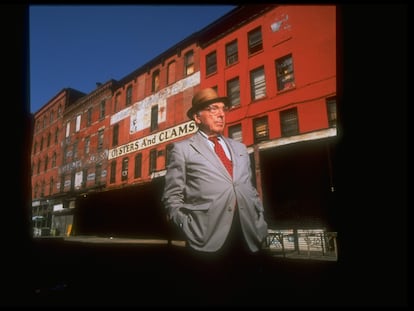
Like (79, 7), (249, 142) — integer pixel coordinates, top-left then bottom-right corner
(162, 130), (268, 252)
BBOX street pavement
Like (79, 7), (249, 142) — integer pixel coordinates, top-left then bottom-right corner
(4, 236), (406, 308)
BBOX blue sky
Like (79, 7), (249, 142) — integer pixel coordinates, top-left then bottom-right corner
(29, 5), (236, 114)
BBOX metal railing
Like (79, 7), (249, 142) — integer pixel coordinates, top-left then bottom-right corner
(264, 230), (338, 261)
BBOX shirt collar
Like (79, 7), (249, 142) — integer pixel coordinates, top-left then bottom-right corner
(198, 130), (223, 141)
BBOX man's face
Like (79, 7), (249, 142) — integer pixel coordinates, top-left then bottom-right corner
(194, 102), (228, 136)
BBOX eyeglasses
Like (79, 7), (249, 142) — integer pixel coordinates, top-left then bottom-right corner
(203, 104), (230, 115)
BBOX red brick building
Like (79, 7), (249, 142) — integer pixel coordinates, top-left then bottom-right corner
(31, 88), (85, 235)
(31, 4), (338, 238)
(198, 5), (337, 229)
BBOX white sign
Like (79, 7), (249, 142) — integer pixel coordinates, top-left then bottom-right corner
(53, 204), (63, 211)
(108, 121), (197, 160)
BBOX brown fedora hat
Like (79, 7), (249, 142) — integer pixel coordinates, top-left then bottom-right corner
(187, 88), (229, 119)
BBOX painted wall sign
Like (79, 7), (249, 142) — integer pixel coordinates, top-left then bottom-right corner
(108, 121), (197, 160)
(110, 71), (200, 133)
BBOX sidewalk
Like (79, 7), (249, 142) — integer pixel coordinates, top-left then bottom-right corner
(22, 235), (342, 307)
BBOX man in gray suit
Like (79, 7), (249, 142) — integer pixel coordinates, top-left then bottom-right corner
(162, 89), (268, 300)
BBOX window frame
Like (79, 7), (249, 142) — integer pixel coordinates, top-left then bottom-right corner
(184, 50), (194, 76)
(248, 27), (263, 55)
(228, 123), (243, 142)
(134, 153), (142, 179)
(149, 148), (157, 174)
(152, 69), (160, 93)
(112, 124), (119, 147)
(276, 54), (295, 91)
(121, 157), (129, 181)
(206, 51), (217, 76)
(99, 100), (105, 120)
(167, 61), (176, 85)
(226, 40), (238, 66)
(150, 105), (158, 132)
(250, 66), (266, 101)
(280, 107), (299, 137)
(227, 77), (241, 108)
(326, 97), (337, 128)
(126, 85), (133, 106)
(253, 115), (269, 143)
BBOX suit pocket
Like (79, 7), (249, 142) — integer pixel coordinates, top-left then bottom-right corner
(182, 203), (210, 244)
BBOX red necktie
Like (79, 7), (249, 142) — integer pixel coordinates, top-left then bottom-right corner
(209, 136), (233, 177)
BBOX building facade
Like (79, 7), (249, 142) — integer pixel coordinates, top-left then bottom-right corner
(31, 4), (338, 238)
(198, 5), (338, 229)
(31, 88), (85, 236)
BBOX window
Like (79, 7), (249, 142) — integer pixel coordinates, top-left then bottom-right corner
(60, 174), (65, 192)
(75, 114), (81, 132)
(280, 107), (299, 136)
(41, 180), (45, 197)
(149, 149), (157, 174)
(228, 124), (242, 142)
(152, 70), (160, 93)
(253, 116), (269, 143)
(126, 85), (133, 106)
(206, 51), (217, 75)
(33, 141), (37, 154)
(276, 54), (295, 91)
(134, 153), (142, 178)
(121, 157), (129, 181)
(226, 40), (238, 65)
(34, 183), (38, 198)
(37, 160), (41, 174)
(82, 169), (87, 188)
(84, 136), (90, 155)
(112, 124), (119, 147)
(167, 61), (176, 85)
(54, 128), (59, 144)
(52, 152), (56, 168)
(70, 172), (75, 192)
(114, 93), (120, 113)
(99, 100), (105, 120)
(150, 105), (158, 132)
(87, 108), (92, 126)
(47, 132), (51, 147)
(165, 144), (173, 168)
(184, 50), (194, 76)
(73, 140), (78, 160)
(95, 164), (102, 185)
(62, 145), (67, 164)
(250, 66), (266, 100)
(49, 177), (54, 195)
(248, 27), (263, 55)
(326, 97), (337, 128)
(97, 129), (104, 151)
(40, 136), (44, 151)
(44, 155), (48, 172)
(65, 121), (70, 138)
(227, 77), (240, 108)
(110, 161), (116, 184)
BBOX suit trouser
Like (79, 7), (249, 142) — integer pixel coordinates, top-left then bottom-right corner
(183, 209), (264, 301)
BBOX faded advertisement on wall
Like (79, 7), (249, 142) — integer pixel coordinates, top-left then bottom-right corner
(110, 71), (200, 132)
